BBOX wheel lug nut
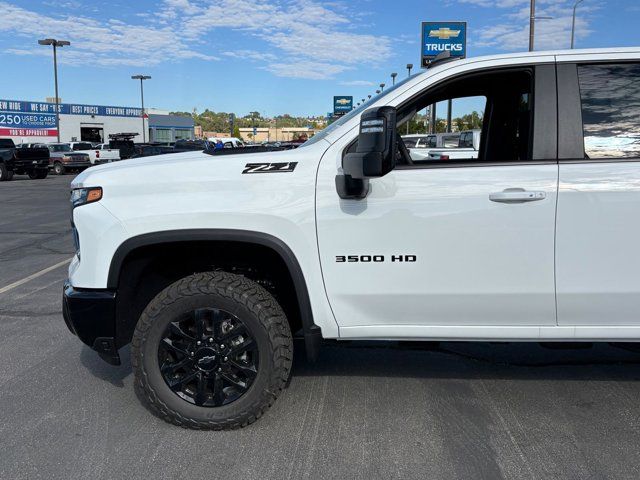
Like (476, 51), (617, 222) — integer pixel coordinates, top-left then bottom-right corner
(196, 341), (201, 346)
(223, 357), (228, 362)
(190, 352), (194, 356)
(208, 338), (214, 343)
(220, 344), (225, 349)
(217, 367), (222, 372)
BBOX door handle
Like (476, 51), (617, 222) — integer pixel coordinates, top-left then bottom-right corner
(489, 188), (546, 204)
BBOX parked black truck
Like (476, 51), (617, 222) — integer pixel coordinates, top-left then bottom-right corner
(0, 139), (50, 181)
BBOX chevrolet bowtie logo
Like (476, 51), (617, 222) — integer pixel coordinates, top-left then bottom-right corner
(429, 27), (461, 40)
(336, 98), (350, 105)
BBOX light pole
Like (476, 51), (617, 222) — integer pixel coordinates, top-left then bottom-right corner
(528, 0), (552, 51)
(529, 0), (536, 51)
(379, 83), (385, 92)
(571, 0), (585, 49)
(38, 38), (70, 143)
(131, 75), (151, 143)
(391, 72), (397, 85)
(375, 89), (381, 95)
(406, 63), (413, 77)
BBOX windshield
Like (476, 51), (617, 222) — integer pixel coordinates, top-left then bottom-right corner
(301, 75), (416, 148)
(73, 143), (93, 150)
(49, 144), (71, 152)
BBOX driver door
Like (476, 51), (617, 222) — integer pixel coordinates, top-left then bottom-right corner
(315, 64), (559, 337)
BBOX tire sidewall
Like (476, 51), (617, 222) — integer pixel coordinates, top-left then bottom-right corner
(137, 291), (276, 424)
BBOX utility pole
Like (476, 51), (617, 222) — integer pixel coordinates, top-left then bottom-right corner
(131, 75), (151, 143)
(391, 72), (397, 86)
(38, 38), (70, 143)
(529, 0), (536, 51)
(571, 0), (585, 49)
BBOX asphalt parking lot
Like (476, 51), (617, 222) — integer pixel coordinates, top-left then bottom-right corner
(3, 173), (640, 479)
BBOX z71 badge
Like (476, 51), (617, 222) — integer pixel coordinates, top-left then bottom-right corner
(242, 162), (298, 174)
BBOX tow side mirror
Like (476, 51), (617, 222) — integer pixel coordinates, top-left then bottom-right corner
(336, 106), (397, 199)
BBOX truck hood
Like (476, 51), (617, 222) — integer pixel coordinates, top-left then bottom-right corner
(71, 143), (328, 190)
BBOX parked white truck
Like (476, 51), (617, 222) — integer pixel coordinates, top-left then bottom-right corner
(405, 132), (460, 161)
(64, 48), (640, 429)
(427, 129), (482, 161)
(69, 142), (120, 164)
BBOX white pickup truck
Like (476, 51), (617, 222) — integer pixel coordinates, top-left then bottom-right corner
(69, 142), (120, 164)
(64, 48), (640, 429)
(406, 132), (460, 161)
(427, 129), (481, 161)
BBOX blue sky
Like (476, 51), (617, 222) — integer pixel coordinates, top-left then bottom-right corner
(0, 0), (638, 117)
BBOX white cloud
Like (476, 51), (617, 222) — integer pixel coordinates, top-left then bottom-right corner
(265, 61), (351, 80)
(0, 0), (391, 80)
(340, 80), (376, 86)
(457, 0), (597, 51)
(0, 1), (215, 67)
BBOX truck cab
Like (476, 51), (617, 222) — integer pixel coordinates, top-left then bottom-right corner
(64, 48), (640, 429)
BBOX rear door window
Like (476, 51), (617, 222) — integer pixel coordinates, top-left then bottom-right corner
(578, 63), (640, 158)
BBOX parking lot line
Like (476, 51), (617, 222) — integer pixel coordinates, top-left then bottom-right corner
(0, 258), (72, 295)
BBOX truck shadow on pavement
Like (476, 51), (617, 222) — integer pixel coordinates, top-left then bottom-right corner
(80, 344), (132, 388)
(80, 339), (640, 386)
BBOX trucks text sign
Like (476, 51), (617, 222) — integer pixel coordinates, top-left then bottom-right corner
(421, 22), (467, 67)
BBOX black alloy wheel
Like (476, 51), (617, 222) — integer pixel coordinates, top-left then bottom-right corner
(133, 271), (293, 429)
(158, 308), (259, 407)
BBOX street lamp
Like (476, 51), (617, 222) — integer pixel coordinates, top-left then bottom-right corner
(391, 72), (397, 85)
(406, 63), (413, 77)
(528, 0), (553, 51)
(379, 83), (385, 92)
(131, 75), (151, 143)
(38, 38), (70, 143)
(571, 0), (585, 49)
(375, 90), (381, 94)
(367, 95), (372, 99)
(361, 98), (366, 104)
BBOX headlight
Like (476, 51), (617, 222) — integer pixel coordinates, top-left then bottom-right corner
(70, 187), (102, 208)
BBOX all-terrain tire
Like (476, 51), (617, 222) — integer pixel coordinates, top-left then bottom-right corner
(132, 271), (293, 430)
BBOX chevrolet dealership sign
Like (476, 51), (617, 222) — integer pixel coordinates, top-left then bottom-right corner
(333, 96), (353, 116)
(421, 22), (467, 67)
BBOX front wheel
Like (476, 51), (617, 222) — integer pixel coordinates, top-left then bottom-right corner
(132, 271), (293, 429)
(53, 162), (65, 175)
(0, 163), (10, 181)
(28, 169), (48, 179)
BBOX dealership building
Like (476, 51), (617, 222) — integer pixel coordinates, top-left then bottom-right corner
(0, 99), (194, 145)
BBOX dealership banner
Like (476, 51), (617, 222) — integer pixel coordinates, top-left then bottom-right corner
(0, 99), (142, 118)
(333, 96), (353, 116)
(421, 21), (467, 67)
(0, 128), (58, 137)
(0, 110), (58, 137)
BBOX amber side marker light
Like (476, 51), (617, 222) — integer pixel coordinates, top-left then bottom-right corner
(71, 187), (103, 208)
(86, 188), (102, 203)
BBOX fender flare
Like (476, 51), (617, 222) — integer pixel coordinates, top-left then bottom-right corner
(108, 229), (322, 361)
